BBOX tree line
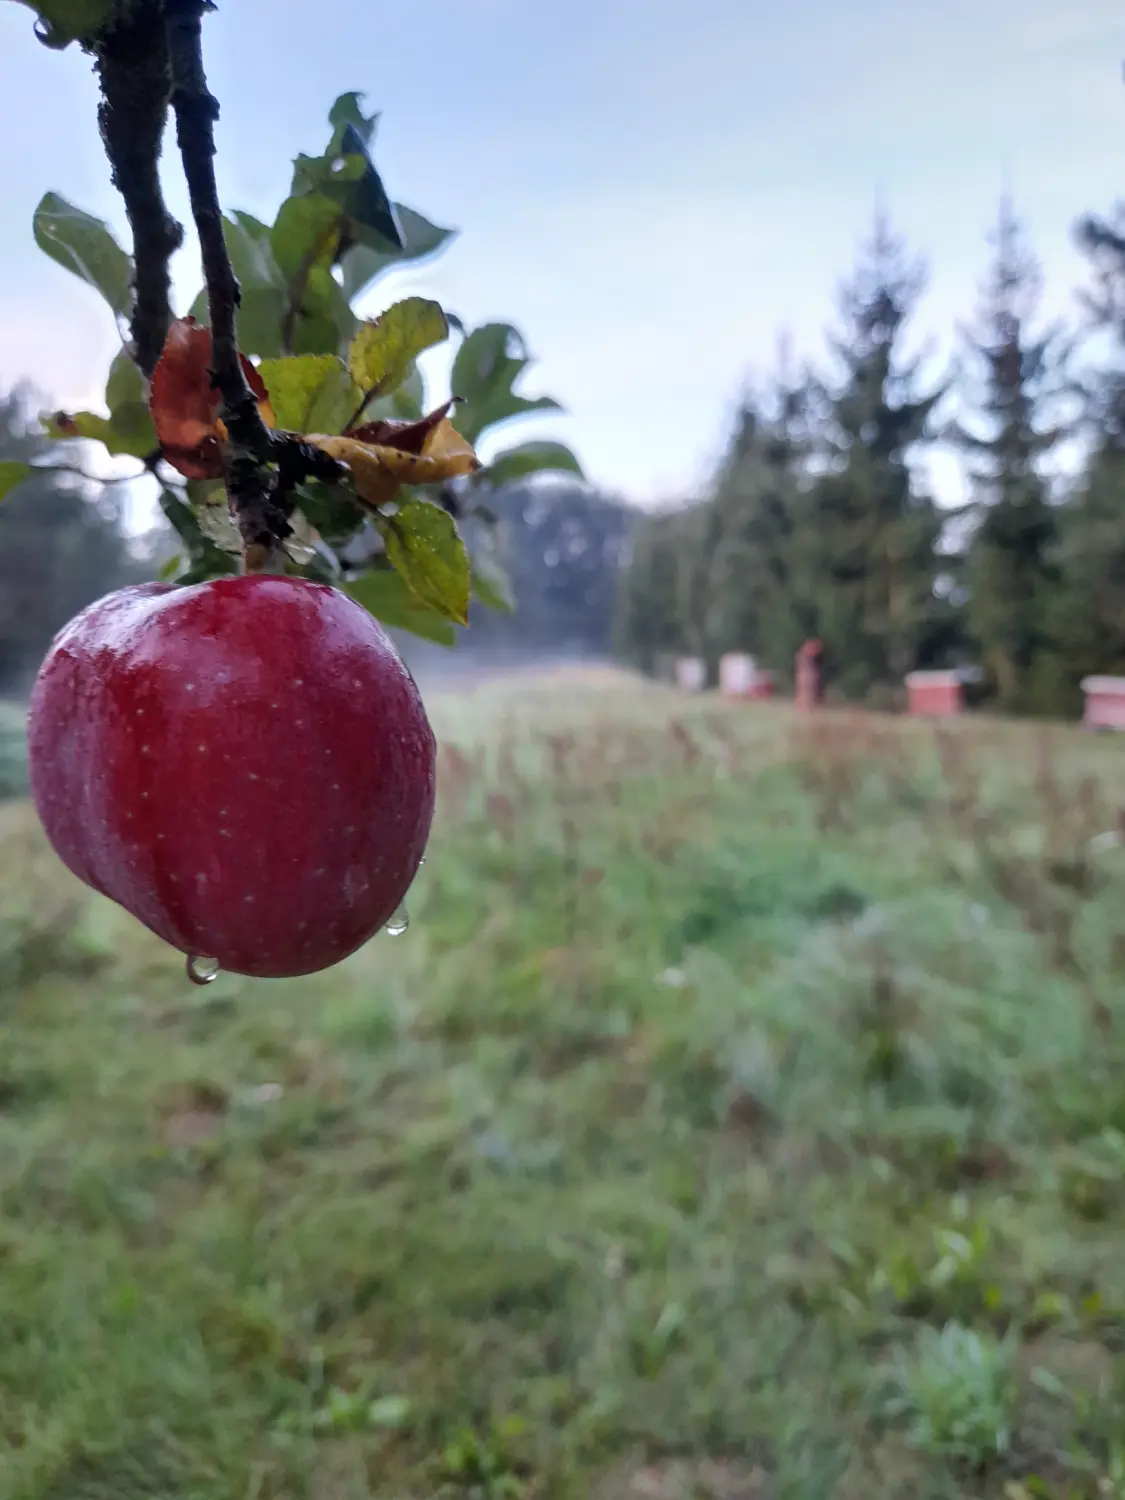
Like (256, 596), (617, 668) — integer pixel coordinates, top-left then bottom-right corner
(616, 198), (1125, 716)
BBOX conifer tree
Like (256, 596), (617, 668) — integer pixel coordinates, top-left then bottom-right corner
(812, 212), (945, 697)
(952, 198), (1071, 714)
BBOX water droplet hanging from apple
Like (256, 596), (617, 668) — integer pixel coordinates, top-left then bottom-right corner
(186, 954), (221, 985)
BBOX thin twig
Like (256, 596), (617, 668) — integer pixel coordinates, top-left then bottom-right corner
(93, 7), (183, 379)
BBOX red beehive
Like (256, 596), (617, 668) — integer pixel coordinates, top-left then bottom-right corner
(905, 671), (963, 717)
(1081, 676), (1125, 731)
(795, 639), (822, 712)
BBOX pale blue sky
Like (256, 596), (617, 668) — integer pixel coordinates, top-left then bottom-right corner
(0, 0), (1122, 506)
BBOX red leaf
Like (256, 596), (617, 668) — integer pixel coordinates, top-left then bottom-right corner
(345, 399), (454, 456)
(150, 318), (274, 479)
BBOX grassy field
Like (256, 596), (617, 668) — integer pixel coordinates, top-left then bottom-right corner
(5, 669), (1125, 1498)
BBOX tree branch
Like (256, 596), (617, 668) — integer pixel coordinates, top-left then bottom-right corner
(163, 0), (285, 569)
(162, 0), (345, 574)
(93, 6), (183, 380)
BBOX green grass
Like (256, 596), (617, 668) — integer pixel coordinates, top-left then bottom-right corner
(5, 670), (1125, 1497)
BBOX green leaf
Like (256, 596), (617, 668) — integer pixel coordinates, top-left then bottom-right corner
(0, 462), (33, 503)
(271, 195), (356, 354)
(450, 322), (564, 442)
(195, 495), (242, 559)
(158, 485), (238, 583)
(33, 192), (133, 317)
(291, 266), (356, 357)
(346, 567), (457, 646)
(235, 289), (289, 358)
(360, 365), (426, 424)
(479, 440), (583, 488)
(224, 212), (284, 290)
(292, 478), (367, 545)
(256, 355), (362, 435)
(185, 213), (289, 356)
(468, 509), (516, 611)
(188, 284), (288, 359)
(223, 213), (289, 354)
(291, 124), (403, 254)
(462, 393), (561, 446)
(15, 0), (114, 46)
(378, 497), (470, 625)
(348, 298), (448, 401)
(50, 375), (156, 459)
(42, 404), (155, 460)
(452, 323), (526, 402)
(271, 194), (343, 284)
(471, 553), (516, 613)
(293, 548), (342, 587)
(328, 92), (379, 149)
(105, 350), (145, 413)
(339, 206), (456, 302)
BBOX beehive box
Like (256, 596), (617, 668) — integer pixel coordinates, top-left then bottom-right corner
(675, 657), (706, 693)
(905, 671), (963, 717)
(1081, 677), (1125, 731)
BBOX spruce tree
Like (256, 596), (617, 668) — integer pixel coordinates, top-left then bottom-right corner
(613, 505), (696, 677)
(1060, 204), (1125, 682)
(704, 371), (820, 680)
(952, 198), (1071, 715)
(812, 212), (945, 699)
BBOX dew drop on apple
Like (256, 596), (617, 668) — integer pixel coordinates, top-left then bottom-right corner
(186, 954), (221, 985)
(385, 906), (409, 937)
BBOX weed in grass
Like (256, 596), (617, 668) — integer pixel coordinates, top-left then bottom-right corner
(878, 1322), (1018, 1466)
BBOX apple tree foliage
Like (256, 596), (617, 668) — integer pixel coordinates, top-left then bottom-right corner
(1, 0), (583, 646)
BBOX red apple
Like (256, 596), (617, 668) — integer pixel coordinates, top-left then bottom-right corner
(27, 575), (436, 979)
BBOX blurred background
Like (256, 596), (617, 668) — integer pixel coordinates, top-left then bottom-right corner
(4, 2), (1125, 1497)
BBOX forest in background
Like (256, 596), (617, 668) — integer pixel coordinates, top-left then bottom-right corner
(618, 198), (1125, 717)
(5, 191), (1125, 717)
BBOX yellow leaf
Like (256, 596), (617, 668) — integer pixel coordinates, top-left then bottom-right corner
(420, 415), (479, 472)
(305, 434), (400, 509)
(308, 417), (479, 512)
